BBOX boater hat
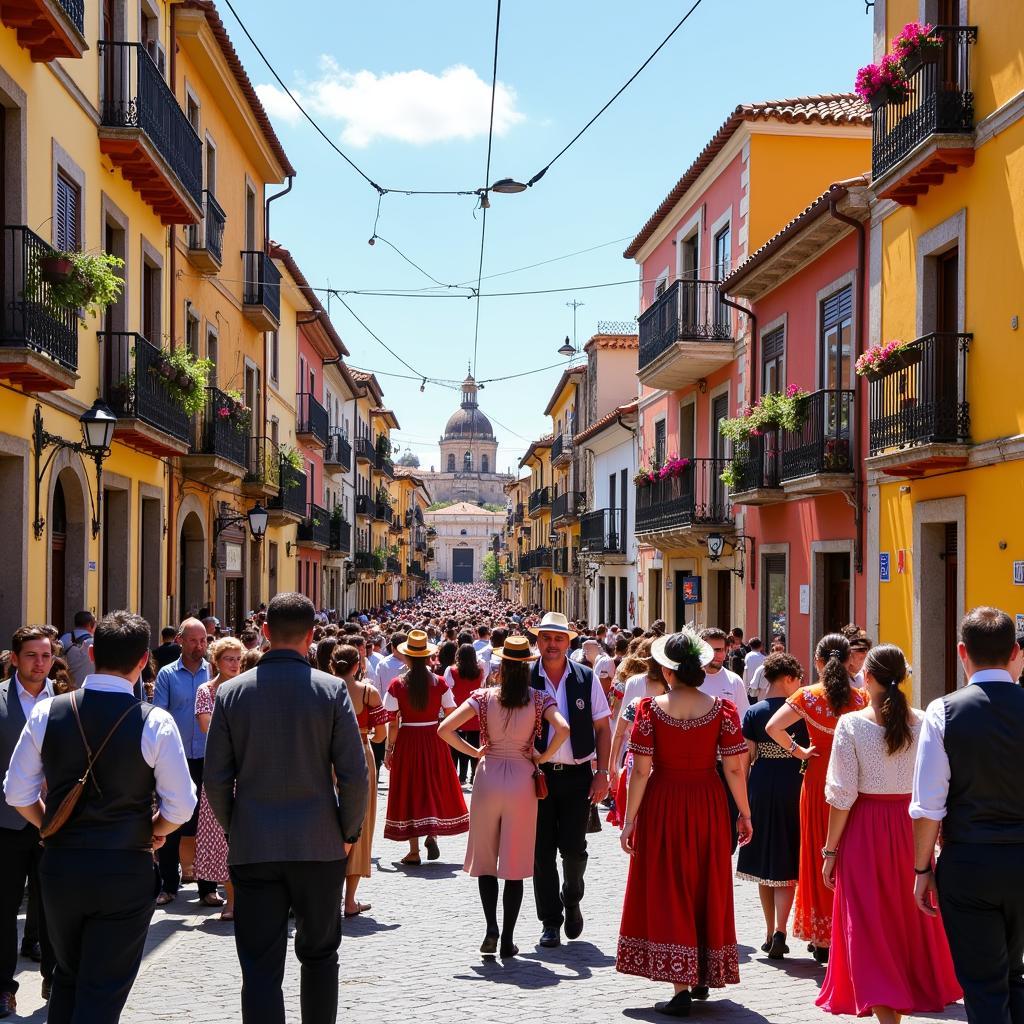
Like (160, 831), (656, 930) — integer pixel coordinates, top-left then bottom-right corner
(491, 635), (540, 662)
(396, 629), (437, 659)
(527, 612), (578, 640)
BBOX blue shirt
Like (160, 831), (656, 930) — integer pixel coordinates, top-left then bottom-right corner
(154, 657), (210, 759)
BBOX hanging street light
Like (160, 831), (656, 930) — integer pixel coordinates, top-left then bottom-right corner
(490, 177), (528, 194)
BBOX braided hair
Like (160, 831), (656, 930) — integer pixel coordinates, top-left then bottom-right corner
(864, 644), (912, 754)
(815, 633), (852, 715)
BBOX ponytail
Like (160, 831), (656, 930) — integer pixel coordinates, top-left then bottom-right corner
(865, 644), (912, 755)
(815, 633), (852, 715)
(404, 657), (432, 710)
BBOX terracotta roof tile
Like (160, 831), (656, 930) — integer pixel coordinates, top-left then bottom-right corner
(574, 400), (640, 444)
(624, 94), (870, 260)
(518, 433), (554, 469)
(543, 365), (587, 417)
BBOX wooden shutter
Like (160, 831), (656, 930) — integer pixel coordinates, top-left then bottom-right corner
(821, 287), (853, 331)
(55, 173), (80, 252)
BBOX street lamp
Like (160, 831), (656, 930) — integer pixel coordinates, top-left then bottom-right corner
(705, 532), (753, 583)
(33, 400), (117, 539)
(490, 177), (528, 194)
(558, 336), (575, 357)
(215, 502), (269, 542)
(706, 532), (726, 562)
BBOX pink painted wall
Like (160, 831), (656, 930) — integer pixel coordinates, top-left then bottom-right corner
(296, 324), (325, 579)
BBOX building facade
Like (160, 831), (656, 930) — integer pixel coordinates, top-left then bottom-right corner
(425, 501), (503, 583)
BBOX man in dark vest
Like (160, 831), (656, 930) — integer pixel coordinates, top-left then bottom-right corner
(530, 612), (612, 948)
(911, 606), (1024, 1024)
(4, 611), (197, 1024)
(0, 627), (55, 1015)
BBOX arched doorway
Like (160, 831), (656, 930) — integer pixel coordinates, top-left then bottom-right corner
(49, 466), (87, 634)
(50, 480), (66, 630)
(179, 511), (205, 620)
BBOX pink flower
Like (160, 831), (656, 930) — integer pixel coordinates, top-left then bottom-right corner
(892, 21), (939, 60)
(217, 407), (230, 418)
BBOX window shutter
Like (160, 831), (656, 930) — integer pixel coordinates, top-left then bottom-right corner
(821, 287), (853, 330)
(762, 326), (784, 361)
(764, 553), (786, 576)
(55, 173), (80, 252)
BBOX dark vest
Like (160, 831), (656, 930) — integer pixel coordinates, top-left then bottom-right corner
(531, 660), (595, 761)
(942, 680), (1024, 845)
(0, 679), (30, 831)
(40, 690), (155, 851)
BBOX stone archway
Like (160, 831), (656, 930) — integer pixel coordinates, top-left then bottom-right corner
(47, 460), (88, 634)
(179, 511), (206, 621)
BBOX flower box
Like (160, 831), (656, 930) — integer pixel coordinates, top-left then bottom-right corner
(857, 341), (921, 381)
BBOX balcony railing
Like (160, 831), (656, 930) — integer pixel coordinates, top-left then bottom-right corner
(521, 546), (551, 572)
(1, 226), (78, 370)
(514, 503), (524, 524)
(354, 550), (378, 572)
(102, 331), (188, 440)
(324, 430), (351, 472)
(553, 548), (571, 574)
(241, 249), (281, 326)
(551, 432), (573, 464)
(194, 386), (247, 468)
(330, 517), (351, 554)
(871, 26), (977, 181)
(98, 41), (202, 205)
(187, 190), (226, 267)
(731, 433), (781, 493)
(528, 487), (551, 516)
(781, 389), (855, 480)
(354, 436), (375, 464)
(244, 436), (281, 490)
(868, 332), (971, 455)
(268, 461), (307, 517)
(386, 556), (401, 575)
(297, 503), (331, 548)
(378, 503), (394, 525)
(551, 491), (585, 522)
(409, 559), (423, 577)
(635, 458), (733, 535)
(296, 392), (329, 445)
(639, 279), (732, 370)
(580, 508), (626, 555)
(355, 493), (373, 517)
(376, 455), (395, 479)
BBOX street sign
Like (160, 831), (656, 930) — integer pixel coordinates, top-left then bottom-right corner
(1015, 561), (1024, 585)
(879, 552), (891, 582)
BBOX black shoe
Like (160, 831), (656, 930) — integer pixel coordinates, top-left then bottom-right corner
(654, 991), (691, 1017)
(760, 937), (772, 953)
(480, 932), (498, 955)
(499, 942), (519, 959)
(563, 902), (584, 940)
(690, 986), (709, 1001)
(41, 978), (51, 1001)
(813, 945), (830, 965)
(0, 992), (15, 1018)
(20, 940), (41, 962)
(767, 932), (789, 960)
(538, 927), (561, 948)
(807, 942), (815, 953)
(424, 837), (440, 861)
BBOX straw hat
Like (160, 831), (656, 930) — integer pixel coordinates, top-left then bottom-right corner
(650, 628), (714, 672)
(396, 629), (437, 659)
(490, 635), (540, 662)
(527, 612), (578, 640)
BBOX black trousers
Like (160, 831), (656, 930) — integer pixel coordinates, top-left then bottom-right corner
(533, 763), (592, 929)
(157, 757), (217, 898)
(230, 859), (346, 1024)
(370, 740), (386, 781)
(717, 761), (739, 853)
(937, 842), (1024, 1024)
(40, 848), (154, 1024)
(450, 730), (480, 783)
(0, 824), (54, 993)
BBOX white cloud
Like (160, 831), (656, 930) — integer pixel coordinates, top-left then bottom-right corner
(256, 58), (525, 148)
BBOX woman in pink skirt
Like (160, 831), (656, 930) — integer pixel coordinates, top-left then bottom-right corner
(439, 635), (569, 959)
(818, 644), (961, 1022)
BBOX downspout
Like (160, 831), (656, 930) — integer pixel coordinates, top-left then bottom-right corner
(827, 189), (866, 578)
(167, 4), (179, 620)
(265, 176), (294, 248)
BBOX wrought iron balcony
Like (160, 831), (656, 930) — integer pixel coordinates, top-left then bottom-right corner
(551, 490), (585, 523)
(638, 279), (734, 389)
(329, 517), (351, 554)
(187, 191), (226, 272)
(296, 392), (329, 446)
(635, 458), (733, 539)
(355, 493), (373, 518)
(386, 556), (401, 575)
(243, 436), (281, 496)
(376, 455), (395, 479)
(323, 429), (351, 472)
(354, 436), (375, 464)
(871, 26), (978, 203)
(186, 386), (247, 479)
(354, 550), (378, 572)
(514, 502), (524, 524)
(378, 503), (394, 525)
(528, 487), (551, 517)
(551, 432), (573, 466)
(580, 508), (626, 556)
(728, 433), (782, 506)
(98, 41), (202, 223)
(0, 226), (79, 391)
(268, 460), (307, 519)
(296, 503), (330, 548)
(780, 389), (855, 487)
(553, 547), (571, 575)
(409, 559), (423, 578)
(867, 332), (971, 474)
(241, 249), (281, 329)
(1, 0), (85, 61)
(102, 331), (189, 456)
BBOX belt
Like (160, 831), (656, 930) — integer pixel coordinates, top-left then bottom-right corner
(542, 761), (594, 772)
(400, 721), (438, 728)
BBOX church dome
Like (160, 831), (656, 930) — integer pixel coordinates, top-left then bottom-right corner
(443, 374), (495, 441)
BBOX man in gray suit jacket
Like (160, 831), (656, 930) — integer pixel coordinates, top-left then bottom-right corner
(203, 592), (367, 1024)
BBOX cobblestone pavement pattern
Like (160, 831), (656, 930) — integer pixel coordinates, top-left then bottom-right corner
(11, 782), (967, 1023)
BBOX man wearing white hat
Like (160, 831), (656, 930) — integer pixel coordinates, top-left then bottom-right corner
(529, 613), (612, 949)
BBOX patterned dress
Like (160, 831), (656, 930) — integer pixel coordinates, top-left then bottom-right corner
(347, 690), (390, 878)
(616, 696), (747, 988)
(193, 681), (227, 883)
(786, 683), (869, 945)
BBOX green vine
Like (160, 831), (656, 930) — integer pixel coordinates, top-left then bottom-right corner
(33, 250), (125, 326)
(150, 348), (213, 418)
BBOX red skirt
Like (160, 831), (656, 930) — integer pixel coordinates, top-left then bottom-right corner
(384, 725), (469, 841)
(793, 774), (832, 945)
(616, 767), (740, 987)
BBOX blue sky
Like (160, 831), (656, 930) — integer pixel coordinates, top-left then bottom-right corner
(231, 0), (872, 471)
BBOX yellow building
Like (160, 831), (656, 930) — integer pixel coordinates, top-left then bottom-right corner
(867, 1), (1024, 704)
(393, 468), (432, 600)
(519, 436), (554, 611)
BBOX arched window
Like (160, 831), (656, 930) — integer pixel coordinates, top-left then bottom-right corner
(463, 451), (472, 472)
(447, 454), (455, 472)
(481, 454), (489, 474)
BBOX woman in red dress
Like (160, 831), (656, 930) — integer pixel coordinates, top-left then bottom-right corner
(383, 630), (469, 865)
(617, 628), (753, 1018)
(445, 643), (485, 786)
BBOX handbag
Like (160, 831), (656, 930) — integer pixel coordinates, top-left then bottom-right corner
(586, 801), (603, 834)
(39, 691), (140, 840)
(533, 767), (549, 800)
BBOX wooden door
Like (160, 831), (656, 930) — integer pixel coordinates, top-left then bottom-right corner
(943, 523), (958, 694)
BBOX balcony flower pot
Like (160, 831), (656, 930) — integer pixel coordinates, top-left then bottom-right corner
(38, 255), (74, 283)
(855, 54), (910, 112)
(36, 250), (125, 326)
(856, 339), (921, 380)
(147, 348), (212, 417)
(893, 22), (943, 75)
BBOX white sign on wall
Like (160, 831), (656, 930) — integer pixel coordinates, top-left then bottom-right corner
(225, 544), (242, 573)
(799, 584), (810, 615)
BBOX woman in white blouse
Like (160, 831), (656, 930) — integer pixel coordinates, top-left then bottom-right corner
(816, 645), (961, 1023)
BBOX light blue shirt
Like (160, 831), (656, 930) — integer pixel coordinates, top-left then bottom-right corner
(153, 657), (210, 759)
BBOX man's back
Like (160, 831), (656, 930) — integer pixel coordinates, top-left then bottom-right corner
(203, 648), (368, 865)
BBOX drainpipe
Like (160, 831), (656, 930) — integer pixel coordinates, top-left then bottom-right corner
(264, 176), (294, 249)
(827, 189), (866, 577)
(167, 5), (178, 615)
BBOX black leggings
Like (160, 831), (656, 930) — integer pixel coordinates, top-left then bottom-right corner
(450, 730), (480, 783)
(478, 876), (523, 945)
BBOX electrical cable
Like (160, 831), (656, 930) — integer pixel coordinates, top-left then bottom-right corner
(371, 235), (467, 291)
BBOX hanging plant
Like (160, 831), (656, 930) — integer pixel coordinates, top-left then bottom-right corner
(657, 454), (692, 481)
(634, 467), (654, 488)
(279, 444), (304, 473)
(854, 53), (910, 111)
(31, 250), (125, 326)
(149, 348), (213, 418)
(720, 456), (748, 491)
(375, 434), (392, 458)
(855, 339), (920, 380)
(892, 21), (942, 74)
(719, 385), (809, 442)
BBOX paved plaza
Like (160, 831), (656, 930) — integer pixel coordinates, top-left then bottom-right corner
(11, 783), (967, 1023)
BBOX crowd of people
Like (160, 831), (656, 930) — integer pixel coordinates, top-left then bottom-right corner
(0, 583), (1019, 1024)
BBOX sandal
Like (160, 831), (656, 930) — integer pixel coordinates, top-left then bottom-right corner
(344, 903), (372, 918)
(155, 892), (175, 906)
(396, 856), (421, 866)
(219, 910), (234, 921)
(201, 893), (226, 907)
(424, 837), (440, 861)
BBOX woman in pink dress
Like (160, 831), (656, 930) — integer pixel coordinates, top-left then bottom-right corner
(440, 635), (569, 959)
(194, 636), (242, 920)
(817, 645), (961, 1021)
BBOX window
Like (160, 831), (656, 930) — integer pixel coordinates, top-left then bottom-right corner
(245, 185), (257, 250)
(820, 286), (853, 389)
(142, 260), (161, 343)
(481, 454), (489, 474)
(206, 328), (218, 385)
(54, 173), (80, 252)
(185, 309), (200, 360)
(654, 420), (666, 468)
(268, 331), (279, 383)
(714, 225), (731, 328)
(762, 553), (787, 641)
(762, 326), (785, 395)
(186, 93), (200, 133)
(447, 454), (455, 473)
(463, 451), (472, 472)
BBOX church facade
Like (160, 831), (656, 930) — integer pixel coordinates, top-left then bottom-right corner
(424, 501), (504, 584)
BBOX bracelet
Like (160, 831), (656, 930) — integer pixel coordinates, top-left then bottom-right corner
(914, 865), (934, 875)
(622, 819), (634, 826)
(594, 768), (609, 776)
(821, 847), (838, 858)
(787, 736), (798, 753)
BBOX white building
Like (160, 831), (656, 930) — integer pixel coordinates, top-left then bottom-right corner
(425, 501), (504, 583)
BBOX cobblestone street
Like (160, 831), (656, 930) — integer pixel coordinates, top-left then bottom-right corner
(10, 782), (967, 1023)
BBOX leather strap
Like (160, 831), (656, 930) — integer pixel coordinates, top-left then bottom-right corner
(69, 690), (141, 797)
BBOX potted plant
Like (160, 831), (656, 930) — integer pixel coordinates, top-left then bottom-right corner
(279, 444), (303, 473)
(657, 455), (692, 481)
(376, 434), (392, 459)
(855, 53), (910, 111)
(38, 254), (74, 283)
(34, 250), (125, 325)
(720, 455), (748, 491)
(148, 347), (213, 417)
(892, 21), (942, 75)
(223, 389), (251, 433)
(855, 339), (921, 381)
(823, 437), (851, 471)
(633, 467), (653, 488)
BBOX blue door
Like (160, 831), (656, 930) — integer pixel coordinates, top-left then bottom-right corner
(452, 548), (474, 583)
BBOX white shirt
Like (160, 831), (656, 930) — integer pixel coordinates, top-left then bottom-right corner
(699, 666), (750, 717)
(750, 663), (769, 702)
(537, 660), (611, 766)
(472, 639), (490, 653)
(13, 675), (53, 724)
(742, 650), (766, 691)
(910, 669), (1015, 821)
(374, 653), (407, 700)
(4, 674), (198, 825)
(592, 654), (616, 685)
(569, 649), (584, 663)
